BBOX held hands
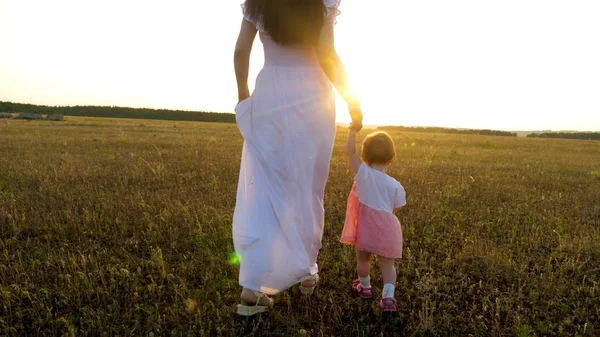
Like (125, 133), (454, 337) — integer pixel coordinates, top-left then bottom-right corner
(347, 98), (363, 132)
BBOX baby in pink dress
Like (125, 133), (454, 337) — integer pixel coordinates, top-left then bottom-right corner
(340, 127), (406, 312)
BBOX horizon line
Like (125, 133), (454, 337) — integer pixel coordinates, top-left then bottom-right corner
(2, 100), (598, 133)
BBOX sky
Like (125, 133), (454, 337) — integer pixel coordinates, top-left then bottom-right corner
(1, 0), (599, 131)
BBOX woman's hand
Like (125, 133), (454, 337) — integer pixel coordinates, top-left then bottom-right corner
(238, 88), (250, 104)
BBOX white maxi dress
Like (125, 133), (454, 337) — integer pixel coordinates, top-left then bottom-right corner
(233, 0), (341, 295)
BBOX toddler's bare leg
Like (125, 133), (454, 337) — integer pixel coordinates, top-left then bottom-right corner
(378, 256), (396, 285)
(356, 247), (372, 278)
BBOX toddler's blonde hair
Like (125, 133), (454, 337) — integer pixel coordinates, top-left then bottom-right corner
(361, 131), (396, 165)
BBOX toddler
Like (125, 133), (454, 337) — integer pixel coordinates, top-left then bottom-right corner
(340, 127), (406, 312)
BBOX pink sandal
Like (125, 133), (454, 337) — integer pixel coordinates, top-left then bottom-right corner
(378, 297), (397, 312)
(352, 279), (373, 299)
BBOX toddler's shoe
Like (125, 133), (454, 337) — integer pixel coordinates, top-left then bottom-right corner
(378, 297), (397, 312)
(352, 279), (373, 299)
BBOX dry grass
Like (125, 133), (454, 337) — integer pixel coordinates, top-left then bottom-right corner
(0, 117), (599, 336)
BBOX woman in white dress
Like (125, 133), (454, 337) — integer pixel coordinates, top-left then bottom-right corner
(233, 0), (363, 316)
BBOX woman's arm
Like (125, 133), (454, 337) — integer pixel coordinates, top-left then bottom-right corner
(346, 129), (362, 174)
(317, 15), (363, 130)
(234, 19), (258, 103)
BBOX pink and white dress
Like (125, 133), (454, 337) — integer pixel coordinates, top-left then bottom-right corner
(340, 164), (407, 259)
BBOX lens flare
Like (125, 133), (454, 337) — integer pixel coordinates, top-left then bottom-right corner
(229, 252), (241, 265)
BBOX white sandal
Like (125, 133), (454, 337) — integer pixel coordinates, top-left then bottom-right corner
(237, 290), (274, 316)
(299, 274), (319, 295)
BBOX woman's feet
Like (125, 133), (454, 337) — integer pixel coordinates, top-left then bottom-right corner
(299, 274), (319, 295)
(237, 288), (274, 316)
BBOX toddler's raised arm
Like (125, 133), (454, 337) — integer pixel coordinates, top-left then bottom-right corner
(346, 129), (362, 174)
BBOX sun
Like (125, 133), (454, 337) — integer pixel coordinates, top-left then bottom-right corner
(334, 47), (401, 127)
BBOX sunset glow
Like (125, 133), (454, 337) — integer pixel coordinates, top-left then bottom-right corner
(1, 1), (599, 130)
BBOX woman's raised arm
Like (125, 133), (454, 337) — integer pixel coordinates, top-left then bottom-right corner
(316, 14), (363, 130)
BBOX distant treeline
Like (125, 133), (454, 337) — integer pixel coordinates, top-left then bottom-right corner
(0, 101), (235, 123)
(378, 125), (517, 137)
(527, 132), (600, 140)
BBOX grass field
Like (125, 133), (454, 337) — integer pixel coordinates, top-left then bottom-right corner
(1, 117), (599, 336)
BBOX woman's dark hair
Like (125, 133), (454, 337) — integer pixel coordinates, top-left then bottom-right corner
(243, 0), (326, 46)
